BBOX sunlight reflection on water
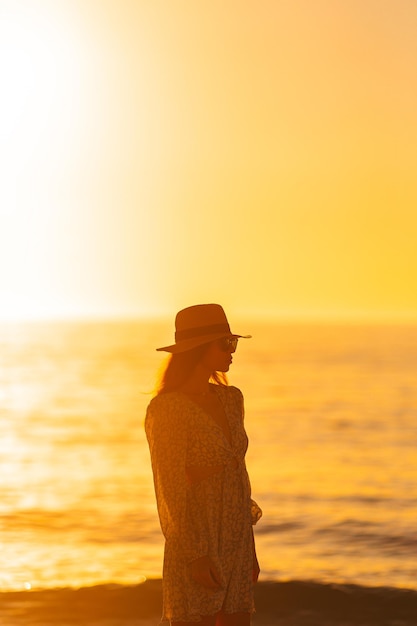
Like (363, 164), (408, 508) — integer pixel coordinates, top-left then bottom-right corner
(1, 320), (417, 590)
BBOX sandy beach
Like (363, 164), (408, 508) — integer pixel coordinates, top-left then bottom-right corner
(2, 579), (417, 626)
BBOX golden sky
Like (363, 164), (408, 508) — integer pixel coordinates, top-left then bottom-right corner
(1, 0), (416, 321)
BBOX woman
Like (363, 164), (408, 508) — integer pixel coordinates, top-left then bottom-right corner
(145, 304), (262, 625)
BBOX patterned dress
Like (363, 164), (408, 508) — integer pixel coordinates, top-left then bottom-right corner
(145, 384), (262, 622)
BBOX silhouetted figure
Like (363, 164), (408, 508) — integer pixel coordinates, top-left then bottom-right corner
(145, 304), (262, 625)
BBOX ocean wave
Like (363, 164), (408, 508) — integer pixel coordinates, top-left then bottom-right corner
(257, 516), (417, 552)
(1, 579), (417, 624)
(312, 519), (417, 551)
(256, 521), (305, 534)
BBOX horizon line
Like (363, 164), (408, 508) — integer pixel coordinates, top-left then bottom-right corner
(1, 310), (416, 325)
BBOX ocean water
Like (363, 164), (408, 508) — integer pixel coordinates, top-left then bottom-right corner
(1, 319), (416, 593)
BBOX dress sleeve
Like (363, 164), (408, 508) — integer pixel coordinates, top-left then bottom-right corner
(145, 395), (208, 563)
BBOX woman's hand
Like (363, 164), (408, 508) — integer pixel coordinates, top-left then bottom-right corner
(189, 555), (223, 590)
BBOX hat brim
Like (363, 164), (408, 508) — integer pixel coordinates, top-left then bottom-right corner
(156, 332), (251, 353)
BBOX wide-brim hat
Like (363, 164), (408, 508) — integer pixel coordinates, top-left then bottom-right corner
(156, 303), (251, 353)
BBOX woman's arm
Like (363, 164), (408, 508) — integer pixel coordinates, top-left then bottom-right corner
(145, 396), (208, 563)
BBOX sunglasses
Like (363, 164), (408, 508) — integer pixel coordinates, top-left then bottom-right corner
(218, 336), (238, 352)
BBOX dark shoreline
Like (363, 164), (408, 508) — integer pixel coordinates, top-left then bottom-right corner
(1, 579), (417, 625)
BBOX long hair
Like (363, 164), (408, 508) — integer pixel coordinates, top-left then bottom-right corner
(155, 343), (228, 395)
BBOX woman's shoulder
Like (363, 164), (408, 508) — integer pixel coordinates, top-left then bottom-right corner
(145, 393), (180, 435)
(228, 384), (243, 398)
(147, 391), (180, 413)
(214, 384), (243, 402)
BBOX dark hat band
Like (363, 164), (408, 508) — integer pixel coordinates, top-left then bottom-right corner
(175, 322), (231, 342)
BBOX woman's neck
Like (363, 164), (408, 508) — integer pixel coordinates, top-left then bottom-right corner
(179, 366), (212, 395)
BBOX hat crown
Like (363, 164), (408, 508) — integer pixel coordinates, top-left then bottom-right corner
(175, 304), (229, 332)
(174, 304), (231, 342)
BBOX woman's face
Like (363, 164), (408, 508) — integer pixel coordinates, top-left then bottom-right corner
(201, 337), (237, 373)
